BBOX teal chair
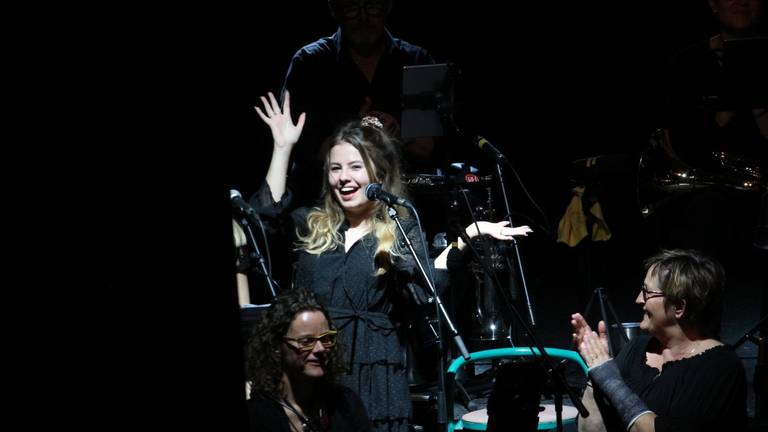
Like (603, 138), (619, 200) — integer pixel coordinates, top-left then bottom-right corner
(446, 347), (588, 432)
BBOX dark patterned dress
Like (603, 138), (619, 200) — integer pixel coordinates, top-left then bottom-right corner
(253, 184), (440, 432)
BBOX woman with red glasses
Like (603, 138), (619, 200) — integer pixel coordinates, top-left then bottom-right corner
(571, 249), (746, 432)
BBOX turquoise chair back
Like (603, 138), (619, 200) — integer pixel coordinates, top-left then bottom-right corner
(446, 347), (588, 432)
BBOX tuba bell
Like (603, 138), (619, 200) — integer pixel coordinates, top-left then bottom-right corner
(637, 128), (765, 217)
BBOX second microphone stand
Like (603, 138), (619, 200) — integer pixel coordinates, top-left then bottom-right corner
(234, 210), (278, 300)
(492, 154), (537, 327)
(386, 206), (469, 432)
(445, 144), (588, 431)
(451, 223), (589, 431)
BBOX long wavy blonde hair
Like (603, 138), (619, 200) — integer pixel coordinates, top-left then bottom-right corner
(296, 118), (410, 275)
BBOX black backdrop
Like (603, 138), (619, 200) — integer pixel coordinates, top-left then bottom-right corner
(41, 1), (764, 430)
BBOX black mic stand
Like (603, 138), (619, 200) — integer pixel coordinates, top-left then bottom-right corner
(576, 183), (627, 356)
(386, 206), (470, 432)
(451, 161), (585, 430)
(451, 223), (589, 431)
(731, 315), (768, 350)
(233, 211), (278, 300)
(493, 156), (537, 327)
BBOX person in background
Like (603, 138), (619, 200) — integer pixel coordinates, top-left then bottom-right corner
(279, 0), (437, 207)
(650, 0), (767, 260)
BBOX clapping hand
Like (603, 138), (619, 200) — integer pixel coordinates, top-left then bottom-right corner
(571, 313), (611, 368)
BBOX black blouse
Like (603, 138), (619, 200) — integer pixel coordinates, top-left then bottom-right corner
(251, 183), (444, 431)
(595, 334), (747, 432)
(247, 384), (372, 432)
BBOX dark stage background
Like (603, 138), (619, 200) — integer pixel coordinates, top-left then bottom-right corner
(219, 0), (766, 426)
(69, 1), (764, 430)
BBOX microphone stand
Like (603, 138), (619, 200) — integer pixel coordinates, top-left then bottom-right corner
(494, 157), (537, 327)
(386, 206), (470, 432)
(234, 211), (278, 300)
(452, 223), (589, 429)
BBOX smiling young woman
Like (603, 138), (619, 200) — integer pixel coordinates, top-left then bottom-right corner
(251, 91), (532, 432)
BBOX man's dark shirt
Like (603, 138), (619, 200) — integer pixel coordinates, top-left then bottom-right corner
(281, 28), (434, 207)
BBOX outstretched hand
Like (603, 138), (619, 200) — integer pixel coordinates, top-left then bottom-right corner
(571, 313), (611, 368)
(466, 221), (532, 241)
(434, 221), (532, 270)
(254, 90), (305, 150)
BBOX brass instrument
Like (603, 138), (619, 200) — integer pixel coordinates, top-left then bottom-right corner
(637, 128), (765, 217)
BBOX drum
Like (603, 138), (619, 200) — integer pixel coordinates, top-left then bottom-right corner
(401, 163), (493, 196)
(446, 348), (589, 432)
(460, 404), (580, 431)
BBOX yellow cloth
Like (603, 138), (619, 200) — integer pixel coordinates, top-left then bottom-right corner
(557, 186), (612, 247)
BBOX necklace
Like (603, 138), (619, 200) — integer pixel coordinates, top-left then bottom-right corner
(683, 341), (701, 356)
(672, 340), (704, 360)
(278, 398), (322, 432)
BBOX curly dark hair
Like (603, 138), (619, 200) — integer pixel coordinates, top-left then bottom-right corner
(245, 289), (346, 399)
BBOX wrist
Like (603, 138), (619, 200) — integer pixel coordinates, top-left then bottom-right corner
(589, 360), (651, 430)
(464, 223), (480, 239)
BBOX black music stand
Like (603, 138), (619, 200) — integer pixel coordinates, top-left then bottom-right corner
(401, 63), (459, 139)
(731, 314), (768, 420)
(581, 287), (627, 357)
(569, 156), (635, 355)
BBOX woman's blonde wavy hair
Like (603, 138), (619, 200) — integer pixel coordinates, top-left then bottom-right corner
(296, 118), (409, 275)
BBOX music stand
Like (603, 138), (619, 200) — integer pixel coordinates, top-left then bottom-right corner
(568, 156), (634, 355)
(401, 63), (458, 139)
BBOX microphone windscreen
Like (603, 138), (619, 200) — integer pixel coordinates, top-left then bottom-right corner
(365, 183), (382, 200)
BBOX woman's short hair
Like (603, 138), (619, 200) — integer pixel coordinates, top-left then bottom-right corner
(644, 249), (726, 338)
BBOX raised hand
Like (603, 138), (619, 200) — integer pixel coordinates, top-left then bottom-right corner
(259, 90), (306, 202)
(254, 90), (305, 150)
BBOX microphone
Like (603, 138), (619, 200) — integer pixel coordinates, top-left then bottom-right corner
(365, 183), (413, 208)
(475, 136), (508, 164)
(230, 189), (257, 216)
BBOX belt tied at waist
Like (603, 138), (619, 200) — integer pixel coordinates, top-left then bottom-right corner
(327, 307), (396, 369)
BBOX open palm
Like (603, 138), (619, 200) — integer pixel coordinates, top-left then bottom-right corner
(255, 90), (305, 150)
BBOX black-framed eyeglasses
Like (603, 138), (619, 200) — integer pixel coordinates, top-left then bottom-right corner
(334, 0), (387, 20)
(640, 284), (664, 302)
(283, 330), (338, 352)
